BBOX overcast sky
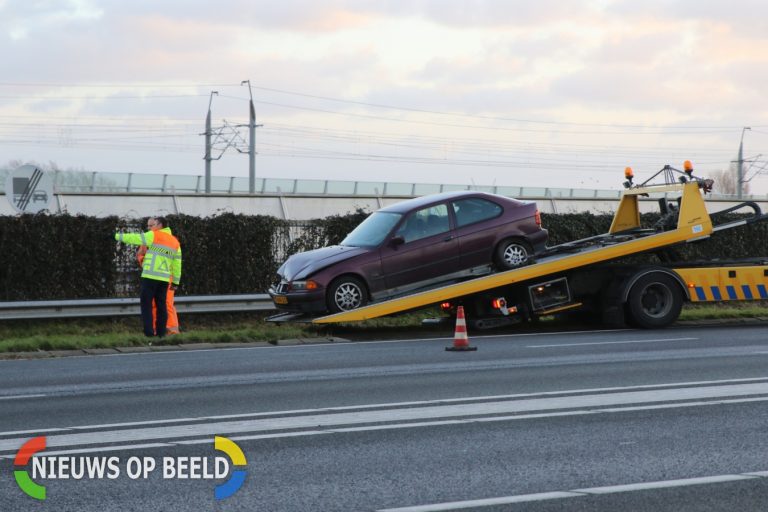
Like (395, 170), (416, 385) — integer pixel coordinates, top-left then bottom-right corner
(1, 0), (767, 194)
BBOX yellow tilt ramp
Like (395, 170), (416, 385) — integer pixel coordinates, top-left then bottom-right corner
(313, 182), (713, 324)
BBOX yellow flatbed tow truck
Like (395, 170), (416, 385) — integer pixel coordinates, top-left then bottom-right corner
(311, 163), (768, 329)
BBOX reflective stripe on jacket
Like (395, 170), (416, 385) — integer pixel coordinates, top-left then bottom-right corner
(116, 228), (182, 285)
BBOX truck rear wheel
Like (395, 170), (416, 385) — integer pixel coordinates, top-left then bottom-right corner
(626, 273), (683, 328)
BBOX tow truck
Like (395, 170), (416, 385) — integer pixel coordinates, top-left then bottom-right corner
(305, 162), (767, 329)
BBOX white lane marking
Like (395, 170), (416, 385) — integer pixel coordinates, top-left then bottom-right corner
(573, 474), (753, 494)
(743, 471), (768, 477)
(3, 376), (768, 438)
(378, 473), (763, 511)
(5, 397), (768, 457)
(69, 417), (203, 430)
(384, 491), (587, 511)
(354, 328), (631, 344)
(2, 396), (768, 458)
(380, 492), (588, 511)
(2, 382), (768, 454)
(0, 328), (634, 361)
(28, 443), (173, 459)
(0, 394), (46, 400)
(0, 428), (70, 437)
(179, 431), (335, 444)
(528, 337), (698, 348)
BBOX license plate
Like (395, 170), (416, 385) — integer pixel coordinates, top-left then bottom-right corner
(274, 295), (288, 305)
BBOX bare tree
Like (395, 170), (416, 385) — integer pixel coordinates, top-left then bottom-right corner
(709, 162), (750, 196)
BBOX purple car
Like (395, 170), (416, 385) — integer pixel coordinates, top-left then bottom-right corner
(269, 191), (548, 313)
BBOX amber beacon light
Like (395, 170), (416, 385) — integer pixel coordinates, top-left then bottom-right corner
(623, 167), (634, 188)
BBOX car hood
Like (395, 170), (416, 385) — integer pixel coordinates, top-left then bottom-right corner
(278, 245), (369, 281)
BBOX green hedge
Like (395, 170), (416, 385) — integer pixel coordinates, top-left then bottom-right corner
(0, 215), (121, 300)
(0, 209), (765, 301)
(167, 213), (285, 295)
(542, 212), (768, 262)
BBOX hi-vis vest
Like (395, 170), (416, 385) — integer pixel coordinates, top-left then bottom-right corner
(116, 227), (182, 285)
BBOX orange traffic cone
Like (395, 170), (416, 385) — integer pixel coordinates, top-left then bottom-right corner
(445, 306), (477, 351)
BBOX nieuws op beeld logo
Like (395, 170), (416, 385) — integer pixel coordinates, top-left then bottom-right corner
(14, 435), (247, 501)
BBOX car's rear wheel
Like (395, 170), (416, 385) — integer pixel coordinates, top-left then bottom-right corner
(327, 276), (368, 313)
(495, 239), (533, 270)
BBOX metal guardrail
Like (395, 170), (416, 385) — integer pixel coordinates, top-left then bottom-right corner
(0, 294), (275, 320)
(5, 167), (764, 201)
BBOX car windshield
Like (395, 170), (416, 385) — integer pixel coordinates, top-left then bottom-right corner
(341, 212), (402, 247)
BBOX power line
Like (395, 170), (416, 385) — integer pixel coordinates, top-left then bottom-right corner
(0, 119), (750, 170)
(260, 122), (745, 156)
(0, 82), (240, 88)
(239, 84), (768, 130)
(0, 94), (208, 100)
(1, 81), (765, 133)
(219, 94), (739, 136)
(0, 114), (201, 122)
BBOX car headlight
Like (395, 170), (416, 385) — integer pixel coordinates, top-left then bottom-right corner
(290, 280), (319, 291)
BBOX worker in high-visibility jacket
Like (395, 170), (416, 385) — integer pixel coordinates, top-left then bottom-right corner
(137, 244), (180, 334)
(115, 216), (182, 337)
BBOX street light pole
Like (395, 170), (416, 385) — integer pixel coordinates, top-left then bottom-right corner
(241, 80), (262, 194)
(204, 91), (218, 194)
(737, 126), (751, 199)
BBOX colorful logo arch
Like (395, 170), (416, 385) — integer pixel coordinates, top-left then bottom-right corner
(14, 436), (47, 500)
(13, 435), (245, 501)
(214, 436), (247, 500)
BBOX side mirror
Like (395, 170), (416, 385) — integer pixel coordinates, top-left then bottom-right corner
(389, 235), (405, 247)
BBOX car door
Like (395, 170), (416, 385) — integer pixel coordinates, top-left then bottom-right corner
(451, 197), (504, 269)
(380, 203), (459, 292)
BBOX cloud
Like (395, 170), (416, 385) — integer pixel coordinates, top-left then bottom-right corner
(1, 1), (767, 193)
(102, 0), (374, 33)
(605, 0), (768, 37)
(354, 0), (595, 27)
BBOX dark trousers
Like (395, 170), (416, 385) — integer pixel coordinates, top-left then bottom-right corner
(140, 278), (168, 337)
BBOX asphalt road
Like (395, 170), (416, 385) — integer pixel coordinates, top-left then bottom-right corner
(2, 324), (768, 511)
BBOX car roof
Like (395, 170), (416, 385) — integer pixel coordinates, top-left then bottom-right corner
(378, 191), (523, 214)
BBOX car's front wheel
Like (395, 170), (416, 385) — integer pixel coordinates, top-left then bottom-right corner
(495, 239), (533, 270)
(327, 276), (368, 313)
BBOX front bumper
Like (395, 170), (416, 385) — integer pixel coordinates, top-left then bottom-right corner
(268, 287), (327, 312)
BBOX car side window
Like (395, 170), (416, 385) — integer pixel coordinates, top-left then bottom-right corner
(452, 198), (503, 228)
(395, 204), (450, 243)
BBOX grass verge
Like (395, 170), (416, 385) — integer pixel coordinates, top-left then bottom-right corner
(0, 314), (312, 353)
(0, 302), (764, 353)
(678, 302), (768, 321)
